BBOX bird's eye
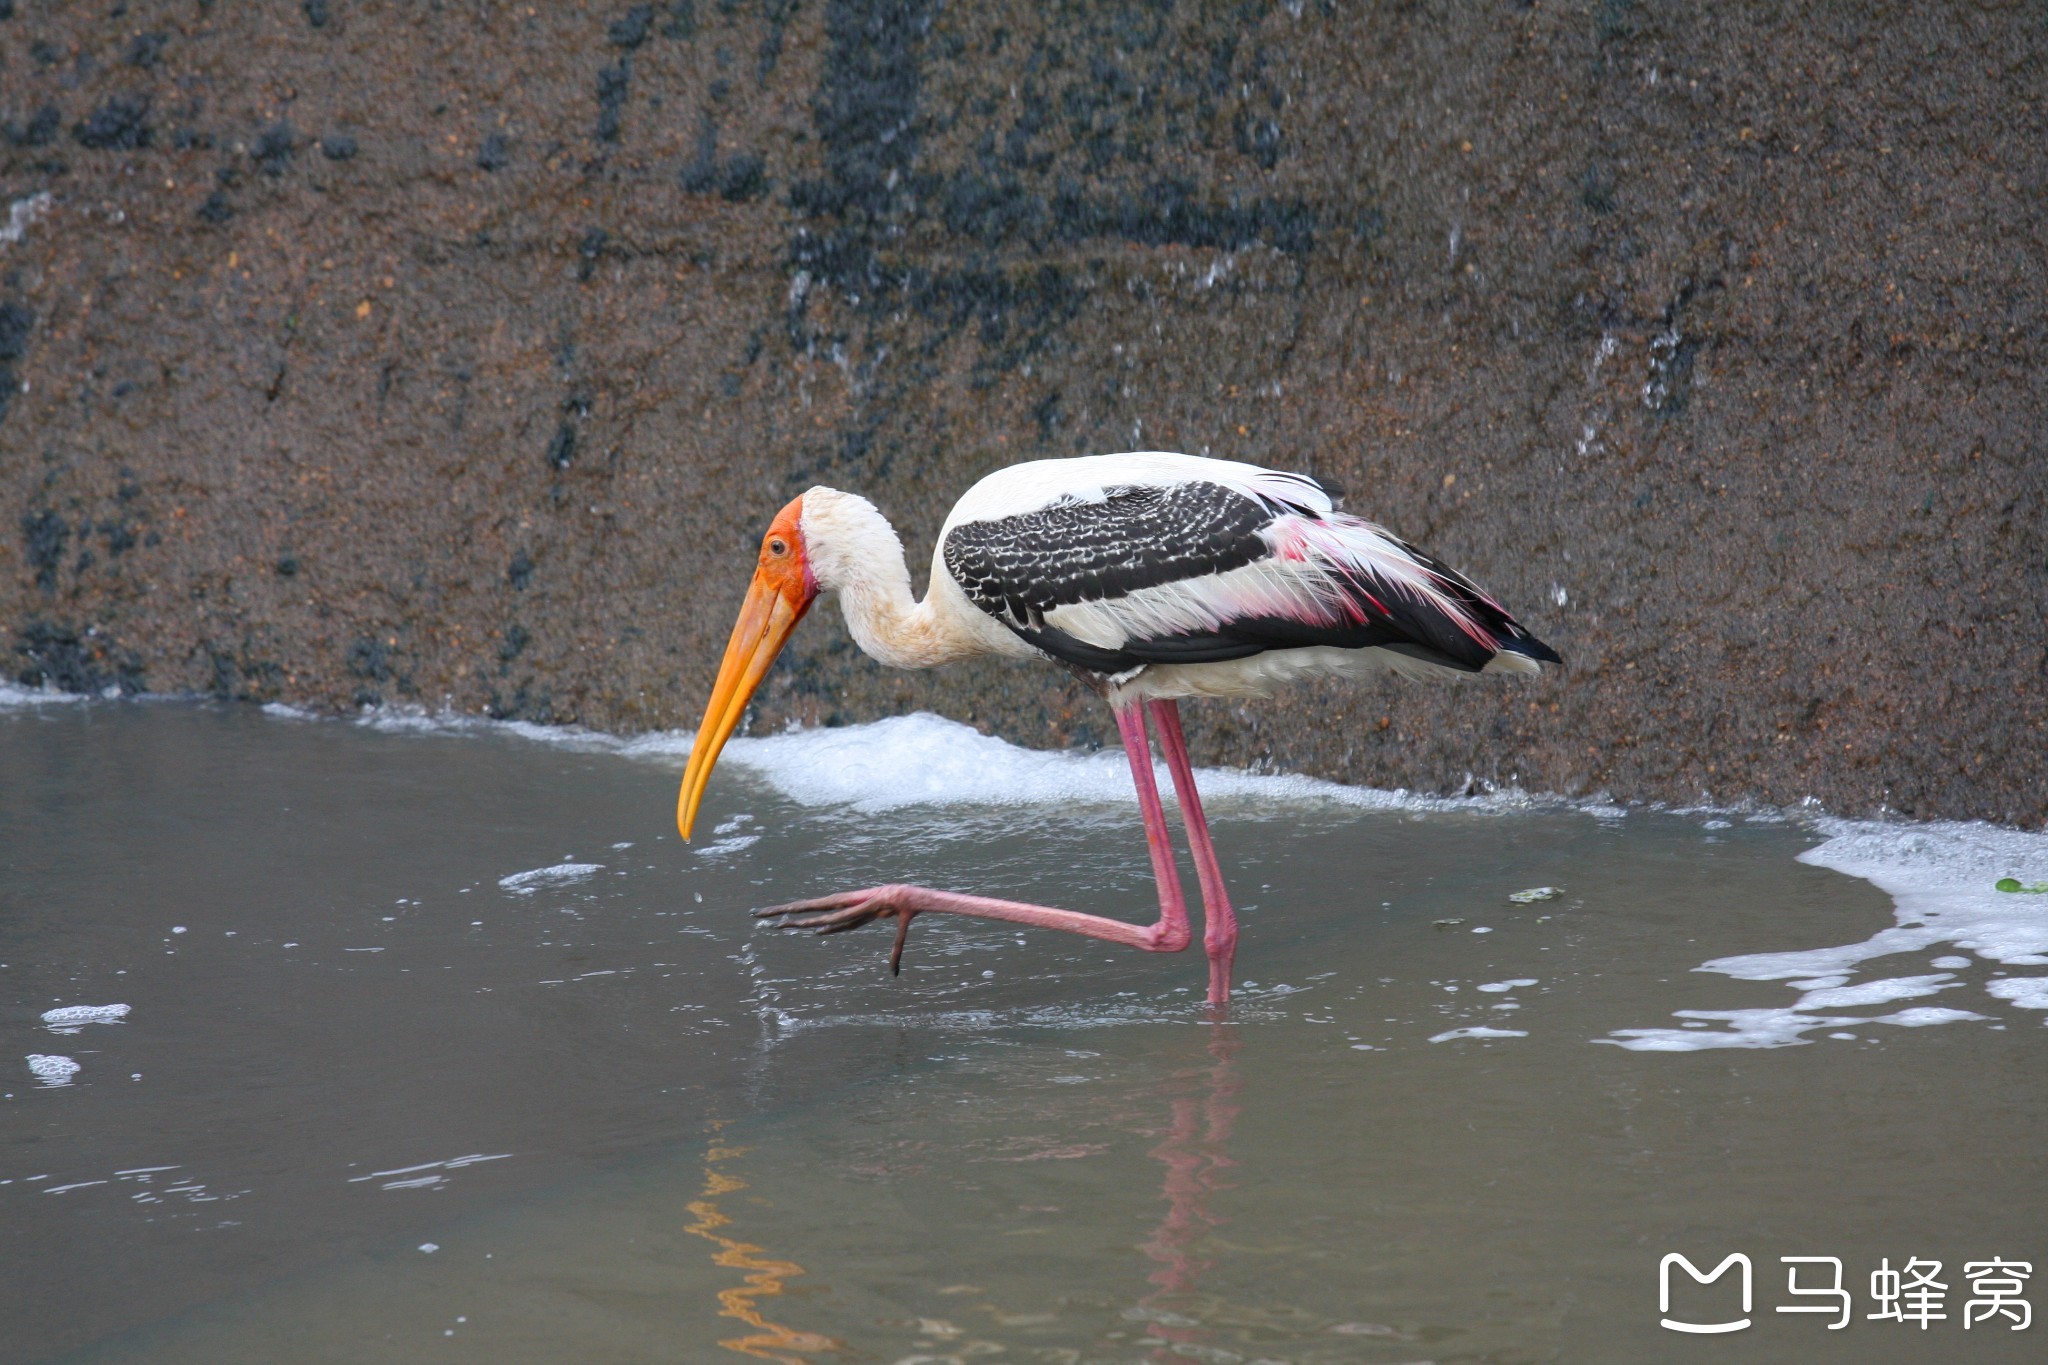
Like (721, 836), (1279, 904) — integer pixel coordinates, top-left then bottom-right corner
(768, 537), (788, 557)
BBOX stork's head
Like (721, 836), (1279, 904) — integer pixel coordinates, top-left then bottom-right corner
(676, 493), (820, 840)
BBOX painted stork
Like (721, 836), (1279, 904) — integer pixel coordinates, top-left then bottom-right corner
(677, 452), (1560, 1005)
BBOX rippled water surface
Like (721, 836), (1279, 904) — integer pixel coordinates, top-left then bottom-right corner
(3, 698), (2045, 1363)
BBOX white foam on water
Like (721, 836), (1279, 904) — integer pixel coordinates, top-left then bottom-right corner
(624, 711), (1560, 816)
(1602, 818), (2048, 1051)
(1736, 819), (2048, 975)
(1791, 974), (1959, 1011)
(26, 1055), (80, 1087)
(1877, 1007), (1991, 1027)
(0, 682), (92, 708)
(1987, 978), (2048, 1011)
(1429, 1026), (1528, 1043)
(497, 863), (603, 895)
(1606, 1009), (1867, 1052)
(347, 1152), (511, 1191)
(40, 1004), (130, 1034)
(356, 705), (623, 754)
(694, 813), (762, 858)
(335, 703), (1574, 819)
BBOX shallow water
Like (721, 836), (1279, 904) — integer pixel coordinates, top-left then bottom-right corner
(3, 697), (2045, 1363)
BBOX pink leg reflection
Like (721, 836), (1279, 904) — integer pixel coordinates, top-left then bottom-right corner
(1135, 1024), (1242, 1359)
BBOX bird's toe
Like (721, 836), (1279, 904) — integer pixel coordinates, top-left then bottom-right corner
(748, 887), (919, 975)
(753, 888), (874, 919)
(809, 907), (885, 934)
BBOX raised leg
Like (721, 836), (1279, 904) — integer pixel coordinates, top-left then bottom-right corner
(1147, 699), (1238, 1006)
(754, 701), (1194, 969)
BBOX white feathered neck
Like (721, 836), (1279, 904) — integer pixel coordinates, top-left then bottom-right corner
(798, 487), (975, 669)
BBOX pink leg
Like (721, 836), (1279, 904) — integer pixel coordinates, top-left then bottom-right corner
(754, 702), (1194, 968)
(1147, 699), (1238, 1006)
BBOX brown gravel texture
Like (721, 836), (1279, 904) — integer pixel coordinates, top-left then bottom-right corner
(2, 2), (2042, 823)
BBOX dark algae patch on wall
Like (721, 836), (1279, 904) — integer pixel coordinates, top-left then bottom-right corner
(1, 3), (2042, 823)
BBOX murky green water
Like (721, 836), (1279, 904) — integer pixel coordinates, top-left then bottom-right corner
(3, 700), (2043, 1363)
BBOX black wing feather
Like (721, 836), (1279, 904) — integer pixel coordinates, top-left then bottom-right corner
(942, 482), (1279, 621)
(943, 479), (1559, 676)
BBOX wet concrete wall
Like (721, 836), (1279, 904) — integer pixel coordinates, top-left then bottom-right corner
(2, 1), (2042, 823)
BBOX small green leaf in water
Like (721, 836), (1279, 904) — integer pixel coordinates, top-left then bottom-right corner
(1995, 877), (2048, 894)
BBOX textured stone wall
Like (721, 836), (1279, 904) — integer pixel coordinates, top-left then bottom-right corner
(2, 1), (2043, 823)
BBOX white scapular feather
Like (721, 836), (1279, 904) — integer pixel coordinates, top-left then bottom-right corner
(940, 451), (1331, 531)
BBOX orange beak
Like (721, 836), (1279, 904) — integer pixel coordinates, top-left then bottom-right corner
(677, 499), (815, 841)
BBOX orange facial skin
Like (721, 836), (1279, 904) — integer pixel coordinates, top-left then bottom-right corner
(676, 496), (818, 840)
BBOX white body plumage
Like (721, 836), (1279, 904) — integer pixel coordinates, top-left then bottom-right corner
(795, 451), (1555, 702)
